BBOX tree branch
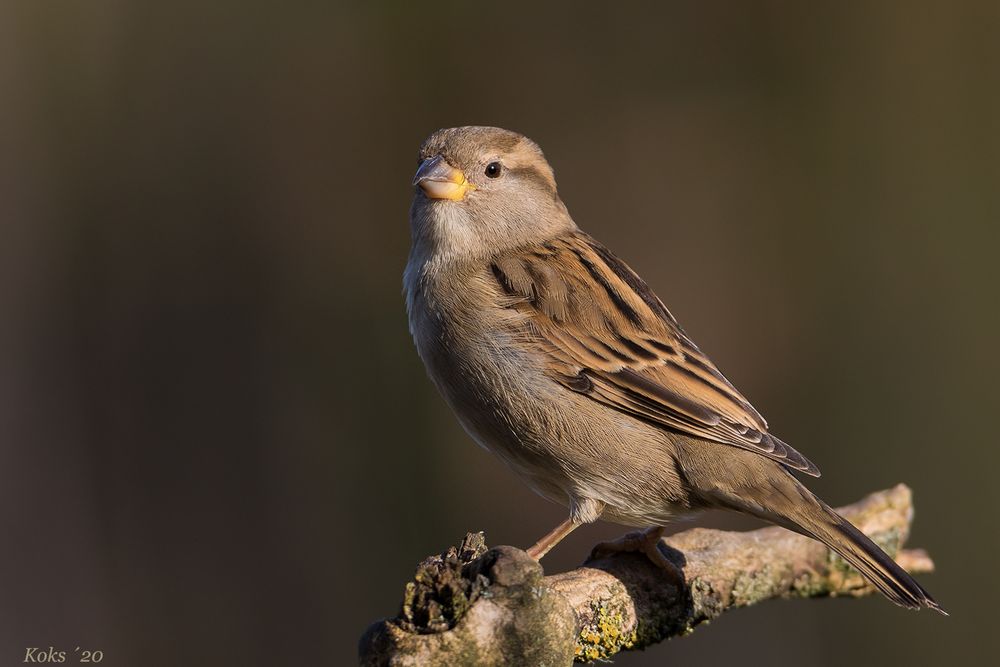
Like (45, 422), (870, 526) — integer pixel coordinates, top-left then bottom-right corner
(359, 484), (934, 666)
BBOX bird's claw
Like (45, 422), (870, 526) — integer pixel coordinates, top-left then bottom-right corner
(589, 526), (684, 586)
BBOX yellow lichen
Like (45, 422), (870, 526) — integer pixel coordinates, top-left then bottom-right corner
(574, 599), (637, 662)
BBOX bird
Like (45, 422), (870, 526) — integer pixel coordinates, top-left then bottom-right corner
(404, 125), (941, 612)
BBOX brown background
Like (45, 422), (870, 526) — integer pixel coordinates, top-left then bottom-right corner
(2, 2), (997, 665)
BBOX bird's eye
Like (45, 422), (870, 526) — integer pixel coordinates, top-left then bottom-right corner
(485, 161), (502, 178)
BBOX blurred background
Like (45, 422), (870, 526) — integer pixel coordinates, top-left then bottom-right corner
(1, 1), (997, 665)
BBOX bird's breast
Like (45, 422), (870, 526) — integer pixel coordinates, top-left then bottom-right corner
(404, 254), (692, 523)
(405, 257), (556, 447)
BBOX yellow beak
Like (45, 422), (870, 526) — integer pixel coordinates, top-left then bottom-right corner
(413, 155), (476, 201)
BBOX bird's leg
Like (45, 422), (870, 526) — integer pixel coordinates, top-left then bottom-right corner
(525, 517), (579, 560)
(590, 526), (682, 581)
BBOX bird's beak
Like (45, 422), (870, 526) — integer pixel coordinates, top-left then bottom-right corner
(412, 155), (476, 201)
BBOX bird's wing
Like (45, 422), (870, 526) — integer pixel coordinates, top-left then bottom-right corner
(489, 231), (819, 477)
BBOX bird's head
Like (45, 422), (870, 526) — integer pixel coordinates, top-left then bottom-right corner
(410, 126), (575, 261)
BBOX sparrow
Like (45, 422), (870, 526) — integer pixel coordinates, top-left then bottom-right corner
(404, 125), (941, 612)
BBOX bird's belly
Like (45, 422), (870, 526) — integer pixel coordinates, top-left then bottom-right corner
(419, 326), (564, 468)
(414, 318), (690, 526)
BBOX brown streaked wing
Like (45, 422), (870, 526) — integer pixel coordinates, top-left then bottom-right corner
(490, 231), (820, 477)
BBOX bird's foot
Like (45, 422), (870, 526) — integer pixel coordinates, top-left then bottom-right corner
(589, 526), (683, 582)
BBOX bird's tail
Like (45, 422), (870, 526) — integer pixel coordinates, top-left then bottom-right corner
(763, 488), (944, 613)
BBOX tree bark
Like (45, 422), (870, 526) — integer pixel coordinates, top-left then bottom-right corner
(359, 484), (934, 666)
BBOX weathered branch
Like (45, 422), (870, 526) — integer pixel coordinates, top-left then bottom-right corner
(360, 484), (934, 666)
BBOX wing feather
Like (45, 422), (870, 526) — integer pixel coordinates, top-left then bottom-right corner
(491, 232), (820, 477)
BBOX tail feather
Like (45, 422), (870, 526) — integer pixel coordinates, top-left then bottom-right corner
(802, 506), (944, 613)
(713, 474), (945, 613)
(679, 442), (944, 612)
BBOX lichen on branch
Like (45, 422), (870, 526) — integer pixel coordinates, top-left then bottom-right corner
(359, 485), (934, 666)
